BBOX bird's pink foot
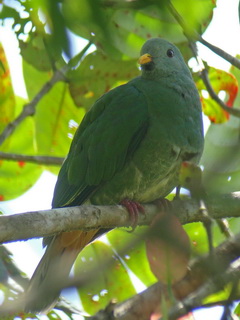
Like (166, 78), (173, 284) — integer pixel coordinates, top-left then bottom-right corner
(121, 199), (145, 231)
(153, 198), (172, 213)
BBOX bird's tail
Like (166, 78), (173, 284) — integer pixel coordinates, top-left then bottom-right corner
(24, 229), (99, 313)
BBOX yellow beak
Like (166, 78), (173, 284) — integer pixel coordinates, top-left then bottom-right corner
(138, 53), (153, 65)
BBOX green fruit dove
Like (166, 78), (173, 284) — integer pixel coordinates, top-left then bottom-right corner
(25, 38), (204, 313)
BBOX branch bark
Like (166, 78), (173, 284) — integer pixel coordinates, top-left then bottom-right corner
(88, 233), (240, 320)
(1, 197), (240, 317)
(1, 194), (240, 244)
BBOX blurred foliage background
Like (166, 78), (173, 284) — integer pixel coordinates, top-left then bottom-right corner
(0, 0), (240, 319)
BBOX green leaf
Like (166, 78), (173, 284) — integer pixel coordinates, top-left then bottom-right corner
(184, 223), (209, 256)
(0, 44), (15, 135)
(201, 66), (240, 194)
(203, 283), (232, 304)
(0, 47), (42, 200)
(228, 217), (240, 235)
(107, 228), (157, 286)
(62, 0), (215, 59)
(68, 50), (140, 110)
(0, 4), (20, 22)
(74, 241), (136, 315)
(0, 97), (42, 200)
(20, 33), (63, 72)
(184, 219), (234, 257)
(34, 82), (84, 156)
(23, 60), (85, 174)
(0, 3), (30, 37)
(234, 302), (240, 317)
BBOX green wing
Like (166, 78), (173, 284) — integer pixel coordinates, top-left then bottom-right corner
(52, 82), (149, 208)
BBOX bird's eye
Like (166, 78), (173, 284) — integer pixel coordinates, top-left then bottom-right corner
(167, 49), (174, 58)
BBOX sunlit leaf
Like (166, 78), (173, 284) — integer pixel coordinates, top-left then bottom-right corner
(203, 283), (232, 304)
(197, 68), (238, 123)
(0, 47), (42, 200)
(107, 228), (157, 287)
(0, 97), (42, 200)
(63, 0), (215, 59)
(68, 50), (140, 110)
(234, 302), (240, 317)
(23, 60), (85, 174)
(0, 44), (15, 135)
(0, 3), (30, 36)
(179, 162), (205, 198)
(20, 33), (63, 72)
(201, 65), (240, 193)
(74, 241), (136, 315)
(184, 223), (209, 256)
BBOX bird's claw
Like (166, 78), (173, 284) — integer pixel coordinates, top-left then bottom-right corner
(120, 199), (145, 232)
(153, 198), (172, 213)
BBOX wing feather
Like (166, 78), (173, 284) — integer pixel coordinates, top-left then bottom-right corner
(52, 82), (149, 208)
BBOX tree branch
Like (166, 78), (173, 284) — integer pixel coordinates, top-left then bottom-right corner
(88, 233), (240, 320)
(1, 194), (240, 244)
(0, 151), (64, 166)
(1, 204), (240, 317)
(160, 262), (240, 320)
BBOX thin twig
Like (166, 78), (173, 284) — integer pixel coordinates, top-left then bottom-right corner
(167, 1), (240, 69)
(200, 68), (240, 117)
(87, 234), (240, 320)
(0, 246), (29, 289)
(0, 41), (93, 147)
(199, 36), (240, 70)
(167, 1), (240, 118)
(0, 151), (64, 165)
(0, 69), (66, 146)
(159, 262), (240, 320)
(166, 1), (198, 41)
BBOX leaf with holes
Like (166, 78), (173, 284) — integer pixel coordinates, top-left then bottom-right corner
(68, 50), (140, 110)
(197, 68), (238, 123)
(74, 241), (136, 315)
(0, 4), (31, 36)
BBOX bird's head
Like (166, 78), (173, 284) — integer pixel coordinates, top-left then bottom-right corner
(138, 38), (191, 79)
